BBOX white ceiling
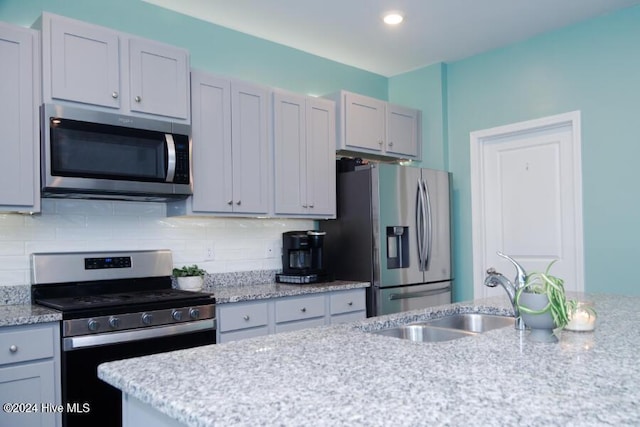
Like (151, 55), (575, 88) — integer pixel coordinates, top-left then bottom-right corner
(143, 0), (640, 77)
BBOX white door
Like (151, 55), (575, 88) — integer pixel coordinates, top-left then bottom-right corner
(471, 112), (584, 298)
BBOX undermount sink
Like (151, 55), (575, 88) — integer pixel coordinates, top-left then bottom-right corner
(371, 313), (514, 343)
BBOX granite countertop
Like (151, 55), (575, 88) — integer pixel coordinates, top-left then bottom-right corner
(0, 304), (62, 327)
(209, 280), (370, 304)
(98, 294), (640, 426)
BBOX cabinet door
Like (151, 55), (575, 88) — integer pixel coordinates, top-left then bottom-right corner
(230, 81), (270, 214)
(191, 71), (233, 213)
(387, 104), (420, 158)
(129, 38), (189, 120)
(0, 23), (40, 212)
(344, 92), (386, 152)
(0, 361), (57, 427)
(273, 91), (306, 215)
(305, 98), (336, 217)
(48, 15), (121, 108)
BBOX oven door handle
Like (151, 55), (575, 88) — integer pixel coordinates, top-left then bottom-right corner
(63, 319), (215, 351)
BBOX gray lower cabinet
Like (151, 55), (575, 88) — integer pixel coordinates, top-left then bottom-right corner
(217, 288), (366, 343)
(0, 322), (61, 427)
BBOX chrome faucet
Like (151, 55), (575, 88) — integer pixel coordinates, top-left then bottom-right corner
(484, 252), (527, 330)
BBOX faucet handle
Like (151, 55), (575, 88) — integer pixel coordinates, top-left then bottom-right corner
(486, 267), (497, 275)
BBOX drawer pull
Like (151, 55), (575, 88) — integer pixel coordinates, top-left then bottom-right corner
(9, 345), (18, 353)
(348, 302), (353, 306)
(243, 315), (250, 321)
(301, 307), (307, 313)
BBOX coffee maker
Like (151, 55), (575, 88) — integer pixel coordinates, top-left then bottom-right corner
(276, 230), (331, 284)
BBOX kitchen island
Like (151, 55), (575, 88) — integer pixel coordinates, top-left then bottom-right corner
(98, 294), (640, 426)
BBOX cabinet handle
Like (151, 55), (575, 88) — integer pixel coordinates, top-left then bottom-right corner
(236, 200), (241, 206)
(309, 204), (314, 208)
(302, 204), (308, 208)
(243, 315), (250, 321)
(378, 140), (384, 146)
(9, 345), (18, 353)
(112, 91), (119, 99)
(135, 96), (142, 103)
(227, 200), (233, 205)
(348, 302), (353, 306)
(301, 307), (307, 313)
(389, 141), (394, 147)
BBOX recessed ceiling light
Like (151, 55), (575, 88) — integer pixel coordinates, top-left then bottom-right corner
(383, 11), (404, 25)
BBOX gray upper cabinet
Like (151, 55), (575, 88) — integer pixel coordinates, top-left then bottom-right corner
(129, 38), (190, 119)
(387, 103), (420, 158)
(0, 22), (40, 213)
(39, 13), (190, 122)
(273, 90), (336, 218)
(169, 70), (270, 216)
(330, 90), (421, 161)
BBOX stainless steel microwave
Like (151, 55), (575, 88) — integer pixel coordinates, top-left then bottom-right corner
(41, 104), (192, 201)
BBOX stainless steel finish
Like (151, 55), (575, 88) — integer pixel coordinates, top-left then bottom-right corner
(371, 313), (514, 342)
(484, 251), (527, 330)
(423, 313), (514, 333)
(9, 345), (18, 353)
(134, 96), (142, 102)
(63, 319), (215, 351)
(40, 103), (192, 201)
(374, 324), (474, 342)
(63, 304), (215, 337)
(141, 313), (153, 325)
(165, 134), (176, 182)
(380, 282), (451, 316)
(112, 91), (118, 99)
(109, 317), (120, 328)
(31, 249), (173, 284)
(321, 163), (452, 317)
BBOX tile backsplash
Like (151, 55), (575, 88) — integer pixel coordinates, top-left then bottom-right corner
(0, 199), (314, 286)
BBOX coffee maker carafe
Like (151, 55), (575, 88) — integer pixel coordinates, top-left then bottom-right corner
(276, 230), (330, 284)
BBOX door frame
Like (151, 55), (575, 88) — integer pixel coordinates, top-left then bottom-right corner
(470, 111), (584, 298)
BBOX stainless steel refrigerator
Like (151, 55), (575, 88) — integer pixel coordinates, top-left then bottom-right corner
(320, 163), (452, 317)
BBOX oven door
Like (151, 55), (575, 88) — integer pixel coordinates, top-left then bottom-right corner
(41, 103), (192, 200)
(61, 320), (214, 427)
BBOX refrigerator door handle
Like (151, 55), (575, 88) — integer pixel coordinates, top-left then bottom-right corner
(388, 287), (450, 300)
(423, 178), (433, 270)
(415, 178), (426, 268)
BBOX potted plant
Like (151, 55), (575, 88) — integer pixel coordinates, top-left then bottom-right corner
(515, 260), (570, 342)
(173, 265), (207, 291)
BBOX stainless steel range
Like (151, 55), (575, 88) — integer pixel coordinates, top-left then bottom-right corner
(31, 250), (216, 427)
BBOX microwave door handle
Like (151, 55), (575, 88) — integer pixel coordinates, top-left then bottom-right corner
(165, 134), (176, 182)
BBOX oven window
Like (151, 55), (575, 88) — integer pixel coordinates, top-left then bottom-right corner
(50, 118), (167, 182)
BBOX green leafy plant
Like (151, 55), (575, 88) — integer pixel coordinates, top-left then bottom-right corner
(515, 260), (572, 328)
(172, 265), (207, 277)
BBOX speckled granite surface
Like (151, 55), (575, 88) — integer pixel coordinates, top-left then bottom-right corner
(0, 304), (62, 327)
(211, 280), (370, 304)
(98, 294), (639, 426)
(0, 285), (31, 305)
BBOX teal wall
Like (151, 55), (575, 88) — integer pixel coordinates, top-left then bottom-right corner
(0, 0), (387, 98)
(444, 6), (640, 300)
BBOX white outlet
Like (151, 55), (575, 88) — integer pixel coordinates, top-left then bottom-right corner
(205, 246), (214, 261)
(266, 242), (280, 258)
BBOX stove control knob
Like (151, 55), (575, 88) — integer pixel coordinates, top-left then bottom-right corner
(189, 308), (200, 320)
(109, 316), (120, 328)
(172, 310), (183, 321)
(141, 313), (153, 325)
(88, 319), (100, 332)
